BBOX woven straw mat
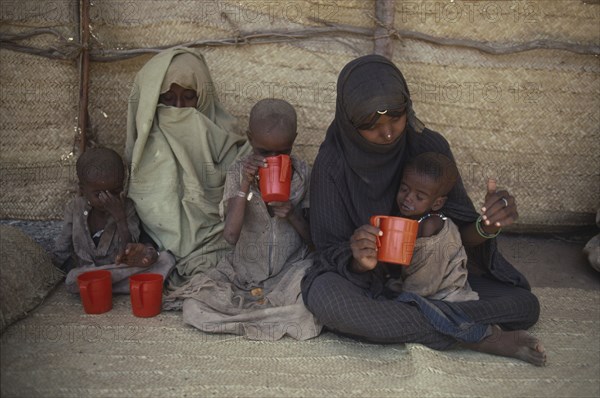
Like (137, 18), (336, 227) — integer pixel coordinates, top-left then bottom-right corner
(1, 285), (598, 397)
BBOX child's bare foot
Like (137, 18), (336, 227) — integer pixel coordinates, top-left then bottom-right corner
(462, 325), (547, 366)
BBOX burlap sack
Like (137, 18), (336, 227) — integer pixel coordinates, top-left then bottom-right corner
(0, 225), (64, 333)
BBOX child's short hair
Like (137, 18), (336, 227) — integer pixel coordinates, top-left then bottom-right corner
(76, 147), (125, 185)
(405, 152), (459, 196)
(249, 98), (297, 137)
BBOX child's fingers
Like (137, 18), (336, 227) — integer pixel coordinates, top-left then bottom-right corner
(267, 201), (290, 207)
(244, 155), (267, 168)
(141, 247), (158, 267)
(242, 164), (261, 179)
(115, 250), (126, 265)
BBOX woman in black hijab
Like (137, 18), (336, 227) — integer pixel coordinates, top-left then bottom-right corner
(302, 55), (546, 366)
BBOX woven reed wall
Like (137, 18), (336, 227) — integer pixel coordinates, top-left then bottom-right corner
(0, 0), (80, 219)
(1, 0), (598, 229)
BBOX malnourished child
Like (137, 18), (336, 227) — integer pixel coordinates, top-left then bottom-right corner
(181, 99), (322, 340)
(389, 152), (479, 302)
(53, 147), (175, 293)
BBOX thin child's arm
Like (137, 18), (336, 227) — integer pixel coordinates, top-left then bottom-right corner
(224, 154), (265, 245)
(223, 177), (251, 245)
(100, 191), (132, 254)
(418, 216), (444, 238)
(268, 201), (313, 247)
(115, 216), (133, 254)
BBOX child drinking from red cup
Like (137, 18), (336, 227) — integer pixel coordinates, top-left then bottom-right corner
(180, 99), (321, 341)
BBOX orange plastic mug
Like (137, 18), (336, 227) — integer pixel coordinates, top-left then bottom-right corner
(259, 154), (291, 202)
(129, 274), (164, 318)
(77, 270), (113, 314)
(370, 215), (419, 266)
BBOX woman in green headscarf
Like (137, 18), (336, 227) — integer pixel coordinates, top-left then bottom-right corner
(126, 47), (250, 290)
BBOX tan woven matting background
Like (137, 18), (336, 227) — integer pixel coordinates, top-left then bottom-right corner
(1, 0), (598, 227)
(0, 0), (79, 219)
(1, 285), (598, 397)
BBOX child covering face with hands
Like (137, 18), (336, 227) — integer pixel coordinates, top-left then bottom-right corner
(53, 147), (175, 294)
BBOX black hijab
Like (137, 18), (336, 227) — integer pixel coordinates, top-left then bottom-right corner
(323, 54), (425, 224)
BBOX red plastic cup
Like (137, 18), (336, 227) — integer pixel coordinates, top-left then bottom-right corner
(259, 154), (291, 202)
(129, 273), (164, 318)
(77, 270), (113, 314)
(370, 215), (419, 266)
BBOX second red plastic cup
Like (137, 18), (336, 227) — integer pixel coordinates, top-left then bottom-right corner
(129, 273), (164, 318)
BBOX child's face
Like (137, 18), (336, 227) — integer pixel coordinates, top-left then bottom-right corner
(396, 170), (444, 218)
(80, 177), (123, 211)
(249, 129), (296, 158)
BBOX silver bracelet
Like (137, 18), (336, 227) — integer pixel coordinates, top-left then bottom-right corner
(236, 191), (253, 201)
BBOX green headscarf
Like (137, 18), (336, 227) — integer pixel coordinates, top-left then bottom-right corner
(126, 47), (250, 287)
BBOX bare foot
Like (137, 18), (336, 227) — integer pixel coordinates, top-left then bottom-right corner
(462, 325), (547, 366)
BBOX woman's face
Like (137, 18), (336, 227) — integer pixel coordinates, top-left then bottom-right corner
(357, 113), (407, 145)
(159, 83), (198, 108)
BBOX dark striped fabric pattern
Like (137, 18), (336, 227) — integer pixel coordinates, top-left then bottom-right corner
(305, 272), (539, 349)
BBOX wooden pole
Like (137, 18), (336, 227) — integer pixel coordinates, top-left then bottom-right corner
(77, 0), (90, 154)
(373, 0), (395, 59)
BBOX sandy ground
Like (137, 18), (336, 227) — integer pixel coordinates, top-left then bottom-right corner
(1, 219), (599, 290)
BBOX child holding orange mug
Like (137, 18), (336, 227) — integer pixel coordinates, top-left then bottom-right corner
(180, 99), (321, 341)
(388, 152), (479, 302)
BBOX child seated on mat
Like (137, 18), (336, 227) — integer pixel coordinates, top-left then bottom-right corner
(180, 98), (322, 340)
(53, 147), (175, 294)
(387, 152), (479, 302)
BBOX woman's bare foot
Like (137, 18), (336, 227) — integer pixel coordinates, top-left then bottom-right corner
(462, 325), (547, 366)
